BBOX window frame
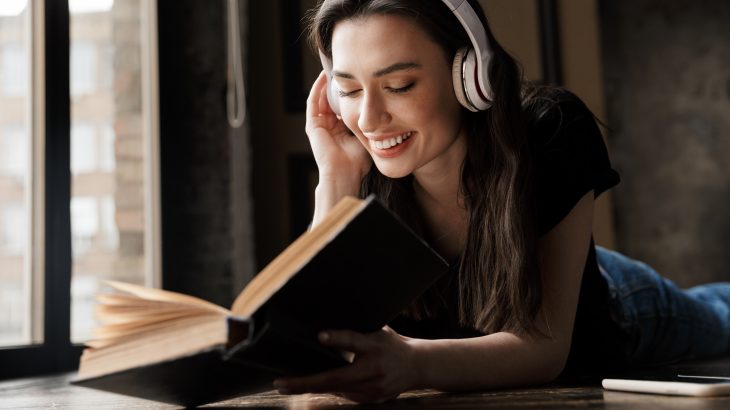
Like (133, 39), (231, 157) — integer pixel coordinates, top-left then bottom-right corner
(0, 0), (80, 379)
(0, 0), (162, 379)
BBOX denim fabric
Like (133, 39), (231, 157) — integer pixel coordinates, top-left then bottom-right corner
(596, 246), (730, 366)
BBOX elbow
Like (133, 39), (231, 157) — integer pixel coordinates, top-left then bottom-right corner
(538, 345), (570, 384)
(541, 357), (567, 383)
(528, 341), (570, 385)
(528, 357), (566, 386)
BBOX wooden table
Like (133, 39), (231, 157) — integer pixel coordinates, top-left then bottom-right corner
(3, 358), (730, 409)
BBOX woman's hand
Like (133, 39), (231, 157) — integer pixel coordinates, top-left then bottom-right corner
(273, 326), (419, 404)
(306, 71), (371, 187)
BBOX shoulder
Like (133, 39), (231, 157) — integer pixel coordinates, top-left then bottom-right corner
(521, 85), (620, 236)
(521, 85), (600, 147)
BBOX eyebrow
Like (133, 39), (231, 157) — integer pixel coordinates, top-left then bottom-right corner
(332, 62), (421, 80)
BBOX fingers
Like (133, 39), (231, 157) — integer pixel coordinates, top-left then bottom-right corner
(307, 71), (327, 117)
(306, 71), (342, 136)
(317, 72), (335, 117)
(318, 329), (371, 352)
(308, 70), (337, 119)
(273, 330), (375, 394)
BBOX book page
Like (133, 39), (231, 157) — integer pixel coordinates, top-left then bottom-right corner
(105, 281), (230, 315)
(84, 282), (230, 353)
(78, 316), (227, 379)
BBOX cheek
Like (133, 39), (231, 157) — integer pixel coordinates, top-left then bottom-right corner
(432, 83), (462, 131)
(410, 87), (459, 130)
(341, 108), (361, 135)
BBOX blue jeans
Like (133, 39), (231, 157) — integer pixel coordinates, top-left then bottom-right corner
(596, 246), (730, 365)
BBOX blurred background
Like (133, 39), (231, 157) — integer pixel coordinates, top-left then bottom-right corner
(0, 0), (728, 378)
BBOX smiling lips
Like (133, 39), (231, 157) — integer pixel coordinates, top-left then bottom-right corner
(372, 132), (412, 150)
(368, 131), (413, 158)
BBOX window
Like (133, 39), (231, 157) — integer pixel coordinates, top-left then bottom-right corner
(1, 203), (26, 256)
(0, 0), (160, 379)
(2, 44), (28, 96)
(69, 0), (160, 344)
(1, 125), (27, 180)
(70, 123), (96, 174)
(0, 0), (31, 350)
(70, 42), (95, 96)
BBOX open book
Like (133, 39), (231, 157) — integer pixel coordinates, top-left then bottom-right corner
(73, 195), (448, 406)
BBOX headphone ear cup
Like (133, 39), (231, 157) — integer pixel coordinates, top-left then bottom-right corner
(326, 76), (341, 116)
(452, 47), (477, 112)
(461, 47), (491, 111)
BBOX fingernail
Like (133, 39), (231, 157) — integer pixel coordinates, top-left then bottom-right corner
(319, 331), (330, 342)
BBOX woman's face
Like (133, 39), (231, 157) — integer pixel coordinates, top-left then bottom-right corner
(330, 14), (465, 179)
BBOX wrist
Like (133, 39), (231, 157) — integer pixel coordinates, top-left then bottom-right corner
(406, 338), (431, 390)
(314, 179), (360, 204)
(311, 176), (362, 228)
(317, 169), (363, 191)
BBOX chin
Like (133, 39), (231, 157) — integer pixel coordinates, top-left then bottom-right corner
(373, 163), (413, 179)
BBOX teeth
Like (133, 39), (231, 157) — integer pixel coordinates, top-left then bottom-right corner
(374, 132), (411, 150)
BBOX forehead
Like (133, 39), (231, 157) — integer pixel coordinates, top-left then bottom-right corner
(330, 14), (445, 70)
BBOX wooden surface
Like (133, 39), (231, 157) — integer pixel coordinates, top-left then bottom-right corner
(3, 358), (730, 409)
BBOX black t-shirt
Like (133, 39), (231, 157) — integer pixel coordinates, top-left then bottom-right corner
(389, 90), (625, 376)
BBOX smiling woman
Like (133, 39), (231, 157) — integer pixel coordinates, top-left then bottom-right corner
(263, 0), (730, 404)
(328, 15), (464, 180)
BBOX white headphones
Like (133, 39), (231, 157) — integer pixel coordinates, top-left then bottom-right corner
(319, 0), (494, 114)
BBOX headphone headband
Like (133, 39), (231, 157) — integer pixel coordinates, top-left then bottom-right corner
(441, 0), (493, 104)
(319, 0), (494, 114)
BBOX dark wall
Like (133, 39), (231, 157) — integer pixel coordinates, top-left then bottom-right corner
(248, 1), (316, 269)
(601, 0), (730, 286)
(158, 0), (235, 305)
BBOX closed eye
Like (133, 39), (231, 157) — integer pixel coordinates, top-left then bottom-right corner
(337, 89), (360, 98)
(388, 83), (415, 94)
(337, 82), (415, 98)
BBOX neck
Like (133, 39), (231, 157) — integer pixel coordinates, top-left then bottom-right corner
(412, 133), (467, 210)
(410, 132), (469, 260)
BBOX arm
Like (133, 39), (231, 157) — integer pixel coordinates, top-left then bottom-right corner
(411, 189), (594, 390)
(306, 72), (371, 227)
(275, 190), (595, 401)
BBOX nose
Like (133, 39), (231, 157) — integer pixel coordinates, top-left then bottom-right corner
(357, 91), (391, 134)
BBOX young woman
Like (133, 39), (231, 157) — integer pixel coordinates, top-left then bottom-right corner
(272, 0), (730, 403)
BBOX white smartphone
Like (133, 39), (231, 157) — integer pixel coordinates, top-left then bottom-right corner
(602, 375), (730, 397)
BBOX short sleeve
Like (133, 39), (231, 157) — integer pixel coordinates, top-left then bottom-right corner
(529, 93), (620, 236)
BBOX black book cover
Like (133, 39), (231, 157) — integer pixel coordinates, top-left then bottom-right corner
(72, 197), (449, 406)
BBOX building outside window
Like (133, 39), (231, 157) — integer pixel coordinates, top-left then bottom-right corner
(0, 0), (159, 350)
(0, 0), (31, 348)
(69, 0), (155, 343)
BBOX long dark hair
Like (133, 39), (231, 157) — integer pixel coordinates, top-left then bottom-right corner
(307, 0), (541, 336)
